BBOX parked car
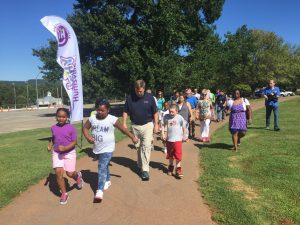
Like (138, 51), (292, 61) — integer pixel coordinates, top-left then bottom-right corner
(280, 89), (295, 97)
(254, 89), (264, 98)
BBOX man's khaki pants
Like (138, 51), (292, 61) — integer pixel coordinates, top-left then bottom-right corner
(131, 122), (154, 172)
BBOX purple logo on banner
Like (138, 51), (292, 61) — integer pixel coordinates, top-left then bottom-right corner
(56, 25), (69, 47)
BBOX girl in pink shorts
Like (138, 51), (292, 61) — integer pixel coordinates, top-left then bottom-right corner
(48, 108), (83, 205)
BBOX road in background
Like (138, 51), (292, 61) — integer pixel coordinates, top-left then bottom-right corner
(0, 103), (124, 134)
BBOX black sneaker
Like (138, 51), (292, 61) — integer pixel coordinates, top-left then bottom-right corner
(141, 171), (150, 181)
(274, 127), (280, 131)
(167, 165), (174, 176)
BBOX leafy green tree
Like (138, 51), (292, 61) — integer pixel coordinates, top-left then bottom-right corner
(249, 29), (290, 89)
(184, 32), (223, 91)
(33, 0), (225, 100)
(218, 26), (300, 93)
(219, 25), (256, 92)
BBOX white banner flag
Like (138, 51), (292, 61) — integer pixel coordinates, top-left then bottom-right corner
(41, 16), (83, 122)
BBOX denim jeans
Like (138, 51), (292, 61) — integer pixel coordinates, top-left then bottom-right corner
(97, 152), (113, 191)
(217, 106), (225, 121)
(266, 105), (279, 128)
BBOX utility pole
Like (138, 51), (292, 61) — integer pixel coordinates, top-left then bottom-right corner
(12, 83), (16, 109)
(26, 81), (29, 107)
(35, 74), (39, 107)
(61, 85), (63, 104)
(57, 87), (59, 98)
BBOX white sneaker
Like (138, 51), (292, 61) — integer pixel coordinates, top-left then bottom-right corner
(103, 181), (111, 191)
(94, 190), (103, 202)
(163, 147), (167, 154)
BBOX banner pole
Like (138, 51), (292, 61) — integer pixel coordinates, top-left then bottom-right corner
(80, 120), (83, 149)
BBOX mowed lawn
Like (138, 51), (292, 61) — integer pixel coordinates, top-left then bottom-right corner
(199, 98), (300, 225)
(0, 121), (128, 208)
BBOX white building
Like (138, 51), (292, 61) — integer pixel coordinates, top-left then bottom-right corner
(37, 92), (62, 106)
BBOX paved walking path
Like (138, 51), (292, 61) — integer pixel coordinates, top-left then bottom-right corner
(0, 96), (297, 225)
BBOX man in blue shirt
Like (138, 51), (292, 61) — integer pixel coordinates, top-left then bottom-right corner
(123, 80), (159, 181)
(185, 88), (198, 138)
(263, 79), (280, 131)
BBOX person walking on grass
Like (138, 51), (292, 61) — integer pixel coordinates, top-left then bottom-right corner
(47, 108), (83, 205)
(83, 98), (138, 202)
(161, 104), (187, 178)
(263, 79), (280, 131)
(196, 89), (215, 143)
(123, 80), (159, 181)
(227, 89), (252, 151)
(216, 90), (227, 122)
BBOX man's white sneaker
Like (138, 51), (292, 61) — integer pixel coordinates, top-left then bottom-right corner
(104, 181), (111, 191)
(94, 190), (103, 203)
(163, 147), (167, 154)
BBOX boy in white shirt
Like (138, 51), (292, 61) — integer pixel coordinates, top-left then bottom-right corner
(161, 104), (187, 178)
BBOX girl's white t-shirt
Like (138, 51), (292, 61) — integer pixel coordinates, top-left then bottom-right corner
(89, 114), (118, 154)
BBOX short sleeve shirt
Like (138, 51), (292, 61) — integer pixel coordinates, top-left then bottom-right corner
(216, 95), (227, 107)
(51, 123), (77, 153)
(124, 92), (158, 125)
(157, 98), (165, 110)
(89, 114), (118, 154)
(162, 114), (186, 142)
(198, 100), (211, 120)
(186, 96), (198, 109)
(244, 98), (250, 106)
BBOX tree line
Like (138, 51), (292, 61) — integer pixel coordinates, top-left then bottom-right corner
(0, 80), (67, 108)
(32, 0), (299, 103)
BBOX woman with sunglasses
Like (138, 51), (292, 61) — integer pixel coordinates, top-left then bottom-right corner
(196, 89), (215, 142)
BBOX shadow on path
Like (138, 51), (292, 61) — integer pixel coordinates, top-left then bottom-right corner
(80, 147), (95, 159)
(111, 156), (140, 176)
(111, 156), (168, 176)
(44, 173), (76, 197)
(80, 170), (121, 194)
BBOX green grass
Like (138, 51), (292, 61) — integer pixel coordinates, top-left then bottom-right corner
(199, 98), (300, 225)
(0, 121), (128, 208)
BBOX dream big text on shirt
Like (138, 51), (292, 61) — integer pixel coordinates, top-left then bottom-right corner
(89, 114), (118, 154)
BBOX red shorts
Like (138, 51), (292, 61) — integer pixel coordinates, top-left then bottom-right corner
(166, 141), (182, 161)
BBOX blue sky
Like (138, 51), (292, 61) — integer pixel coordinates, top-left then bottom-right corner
(1, 0), (300, 81)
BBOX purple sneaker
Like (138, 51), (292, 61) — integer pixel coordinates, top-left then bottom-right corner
(60, 192), (69, 205)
